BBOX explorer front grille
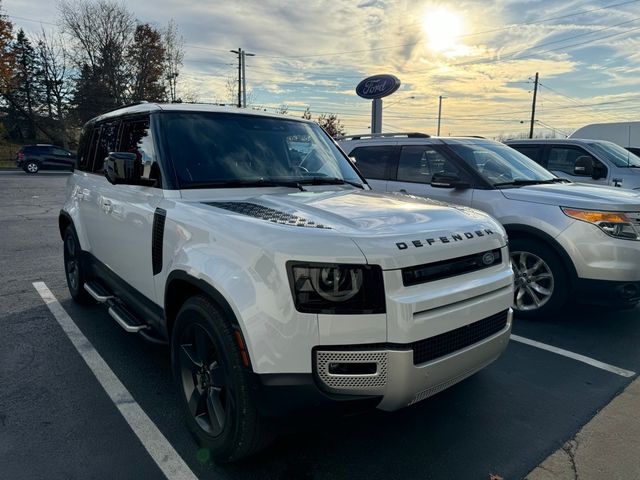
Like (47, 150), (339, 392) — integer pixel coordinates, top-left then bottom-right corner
(411, 310), (509, 365)
(402, 249), (502, 286)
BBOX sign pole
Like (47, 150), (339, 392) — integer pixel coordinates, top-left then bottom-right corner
(371, 99), (383, 134)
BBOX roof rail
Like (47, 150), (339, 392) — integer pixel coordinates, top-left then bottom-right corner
(337, 132), (431, 141)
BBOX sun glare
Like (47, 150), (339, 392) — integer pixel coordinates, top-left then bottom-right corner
(422, 7), (464, 53)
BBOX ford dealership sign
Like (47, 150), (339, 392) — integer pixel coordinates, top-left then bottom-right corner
(356, 74), (401, 99)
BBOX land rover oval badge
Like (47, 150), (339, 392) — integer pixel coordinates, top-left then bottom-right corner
(356, 74), (401, 99)
(482, 251), (495, 266)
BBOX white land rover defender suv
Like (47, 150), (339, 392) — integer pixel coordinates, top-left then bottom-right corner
(60, 104), (513, 461)
(339, 133), (640, 318)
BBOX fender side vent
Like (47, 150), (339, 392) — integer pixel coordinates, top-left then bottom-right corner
(152, 208), (167, 275)
(206, 202), (332, 229)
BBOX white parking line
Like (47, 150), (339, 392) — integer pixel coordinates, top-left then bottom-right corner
(510, 334), (636, 378)
(33, 282), (198, 480)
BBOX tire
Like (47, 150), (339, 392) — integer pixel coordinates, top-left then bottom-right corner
(63, 226), (94, 305)
(171, 295), (273, 462)
(25, 161), (39, 174)
(510, 237), (569, 318)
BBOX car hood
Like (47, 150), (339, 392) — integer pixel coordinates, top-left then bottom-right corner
(500, 182), (640, 211)
(190, 188), (507, 270)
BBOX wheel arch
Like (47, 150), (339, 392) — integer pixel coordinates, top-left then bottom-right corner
(59, 210), (73, 240)
(504, 223), (578, 283)
(164, 270), (244, 345)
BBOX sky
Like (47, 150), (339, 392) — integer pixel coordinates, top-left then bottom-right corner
(5, 0), (640, 138)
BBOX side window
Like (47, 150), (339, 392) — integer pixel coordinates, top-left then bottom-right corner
(349, 146), (395, 180)
(119, 117), (160, 187)
(77, 128), (93, 172)
(548, 147), (596, 176)
(92, 121), (121, 174)
(52, 147), (69, 156)
(510, 146), (541, 164)
(397, 145), (459, 183)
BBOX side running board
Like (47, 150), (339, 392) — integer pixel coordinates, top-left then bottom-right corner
(84, 281), (149, 333)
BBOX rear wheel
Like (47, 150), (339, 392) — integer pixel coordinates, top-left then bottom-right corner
(510, 237), (568, 318)
(171, 295), (273, 462)
(63, 226), (94, 305)
(25, 161), (39, 173)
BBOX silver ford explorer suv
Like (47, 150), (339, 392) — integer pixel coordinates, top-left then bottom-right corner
(59, 106), (513, 461)
(339, 133), (640, 318)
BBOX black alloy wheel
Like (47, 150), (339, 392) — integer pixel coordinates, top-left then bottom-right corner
(178, 323), (232, 437)
(63, 226), (93, 304)
(171, 295), (273, 462)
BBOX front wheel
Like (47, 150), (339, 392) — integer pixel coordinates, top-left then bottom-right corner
(510, 238), (568, 318)
(25, 161), (39, 173)
(171, 295), (273, 462)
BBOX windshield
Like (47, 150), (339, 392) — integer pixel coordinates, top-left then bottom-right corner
(586, 141), (640, 168)
(161, 112), (363, 188)
(448, 143), (557, 186)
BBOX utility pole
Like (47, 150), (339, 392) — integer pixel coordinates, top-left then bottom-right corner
(242, 51), (255, 108)
(529, 72), (539, 139)
(437, 95), (446, 136)
(230, 48), (242, 108)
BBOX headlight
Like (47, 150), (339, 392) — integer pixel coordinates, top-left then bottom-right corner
(561, 207), (640, 240)
(288, 262), (385, 314)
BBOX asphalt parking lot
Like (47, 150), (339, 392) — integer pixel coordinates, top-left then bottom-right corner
(1, 171), (639, 480)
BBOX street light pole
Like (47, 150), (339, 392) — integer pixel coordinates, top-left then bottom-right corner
(437, 95), (446, 136)
(242, 51), (255, 108)
(230, 48), (242, 108)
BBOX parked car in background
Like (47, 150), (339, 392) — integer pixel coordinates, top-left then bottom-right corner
(16, 144), (75, 173)
(569, 121), (640, 156)
(504, 138), (640, 190)
(339, 133), (640, 318)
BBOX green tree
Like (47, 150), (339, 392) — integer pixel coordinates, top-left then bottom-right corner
(12, 29), (41, 139)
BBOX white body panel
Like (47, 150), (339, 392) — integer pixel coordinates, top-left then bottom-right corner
(570, 121), (640, 149)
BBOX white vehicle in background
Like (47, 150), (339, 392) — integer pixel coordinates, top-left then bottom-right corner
(59, 105), (514, 462)
(569, 121), (640, 157)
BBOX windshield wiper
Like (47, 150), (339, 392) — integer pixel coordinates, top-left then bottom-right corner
(493, 179), (559, 187)
(298, 177), (365, 189)
(182, 179), (306, 190)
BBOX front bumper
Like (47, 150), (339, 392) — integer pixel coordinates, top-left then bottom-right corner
(314, 309), (512, 411)
(575, 278), (640, 306)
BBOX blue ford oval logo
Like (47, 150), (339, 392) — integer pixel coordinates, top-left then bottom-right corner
(356, 74), (401, 99)
(482, 252), (495, 266)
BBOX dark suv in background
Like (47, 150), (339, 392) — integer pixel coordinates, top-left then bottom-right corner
(16, 144), (75, 173)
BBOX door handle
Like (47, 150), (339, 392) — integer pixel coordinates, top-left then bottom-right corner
(399, 189), (407, 193)
(102, 200), (113, 214)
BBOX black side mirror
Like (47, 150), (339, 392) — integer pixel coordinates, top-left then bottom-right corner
(104, 152), (155, 186)
(592, 164), (607, 180)
(430, 172), (470, 189)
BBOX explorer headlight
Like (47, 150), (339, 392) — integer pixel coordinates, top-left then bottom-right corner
(561, 207), (640, 241)
(288, 263), (385, 314)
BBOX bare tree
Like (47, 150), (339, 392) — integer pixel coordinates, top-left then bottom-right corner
(162, 19), (184, 103)
(59, 0), (135, 104)
(36, 29), (72, 146)
(317, 113), (345, 139)
(276, 104), (289, 115)
(302, 107), (311, 119)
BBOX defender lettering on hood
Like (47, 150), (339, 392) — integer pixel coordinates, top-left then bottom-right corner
(396, 229), (495, 250)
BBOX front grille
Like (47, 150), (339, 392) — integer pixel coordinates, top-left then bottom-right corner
(402, 249), (502, 287)
(625, 212), (640, 226)
(411, 310), (509, 365)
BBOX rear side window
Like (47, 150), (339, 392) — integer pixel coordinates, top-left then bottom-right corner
(52, 147), (69, 156)
(397, 145), (459, 183)
(510, 145), (542, 164)
(349, 146), (395, 180)
(92, 121), (121, 173)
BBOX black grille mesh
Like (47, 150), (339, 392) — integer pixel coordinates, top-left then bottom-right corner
(207, 202), (331, 229)
(402, 249), (502, 286)
(411, 310), (509, 365)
